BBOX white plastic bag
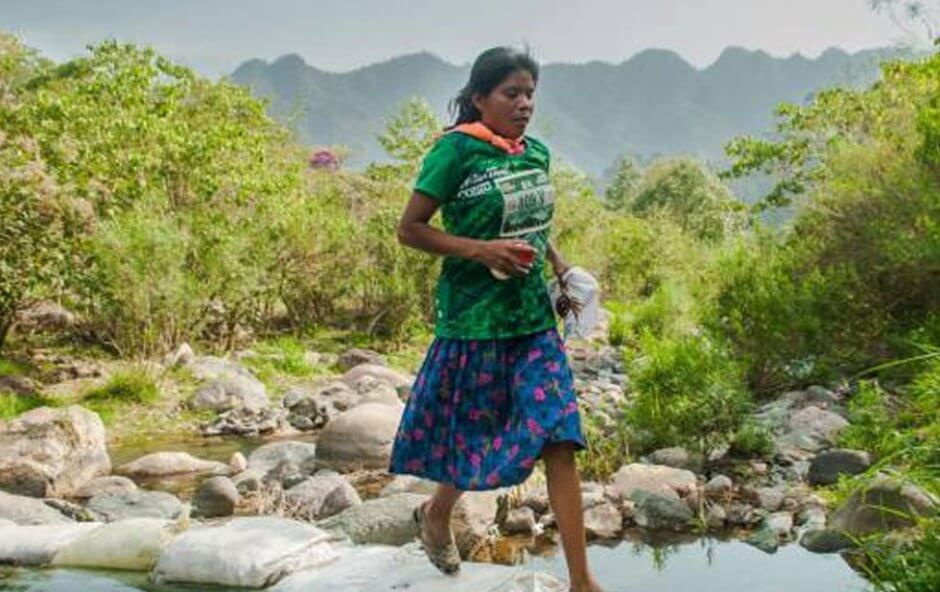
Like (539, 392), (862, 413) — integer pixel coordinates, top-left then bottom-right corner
(548, 266), (600, 340)
(52, 518), (178, 571)
(151, 516), (340, 588)
(272, 543), (567, 592)
(0, 523), (101, 565)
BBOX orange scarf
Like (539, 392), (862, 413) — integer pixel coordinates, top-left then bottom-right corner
(449, 122), (526, 155)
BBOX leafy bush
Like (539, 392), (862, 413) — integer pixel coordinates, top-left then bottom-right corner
(626, 333), (751, 454)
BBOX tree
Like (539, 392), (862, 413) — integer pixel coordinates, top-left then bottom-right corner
(630, 158), (746, 242)
(367, 97), (442, 183)
(603, 155), (642, 211)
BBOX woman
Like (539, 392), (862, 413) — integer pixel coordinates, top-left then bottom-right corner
(389, 46), (604, 592)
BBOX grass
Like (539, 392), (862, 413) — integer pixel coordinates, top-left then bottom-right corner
(79, 368), (160, 424)
(0, 391), (54, 420)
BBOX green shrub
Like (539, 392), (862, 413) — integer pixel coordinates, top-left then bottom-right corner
(0, 391), (52, 419)
(82, 369), (159, 405)
(728, 421), (775, 458)
(577, 411), (633, 481)
(626, 333), (751, 454)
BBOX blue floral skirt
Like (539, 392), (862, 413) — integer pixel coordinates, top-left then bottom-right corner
(389, 328), (585, 491)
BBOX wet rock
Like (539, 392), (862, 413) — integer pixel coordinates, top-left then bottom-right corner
(380, 474), (438, 497)
(0, 490), (71, 524)
(800, 528), (852, 553)
(774, 406), (849, 461)
(202, 407), (287, 437)
(798, 506), (827, 530)
(726, 502), (764, 527)
(829, 476), (938, 537)
(285, 473), (361, 520)
(704, 475), (733, 499)
(248, 441), (318, 479)
(318, 493), (426, 546)
(632, 490), (694, 531)
(705, 504), (726, 529)
(453, 490), (503, 558)
(584, 502), (623, 539)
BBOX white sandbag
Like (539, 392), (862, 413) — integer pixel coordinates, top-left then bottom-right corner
(272, 543), (567, 592)
(52, 517), (179, 571)
(0, 522), (101, 565)
(548, 266), (600, 340)
(151, 516), (339, 588)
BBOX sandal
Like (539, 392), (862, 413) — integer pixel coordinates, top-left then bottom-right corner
(413, 501), (461, 575)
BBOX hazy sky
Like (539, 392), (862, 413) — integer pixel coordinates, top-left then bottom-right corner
(1, 0), (912, 75)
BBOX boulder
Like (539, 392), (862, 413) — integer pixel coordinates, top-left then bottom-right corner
(632, 491), (693, 531)
(609, 463), (697, 501)
(648, 447), (705, 474)
(193, 374), (269, 412)
(336, 349), (386, 372)
(284, 473), (361, 520)
(192, 476), (240, 518)
(74, 475), (138, 499)
(503, 506), (537, 535)
(0, 490), (71, 525)
(85, 490), (185, 522)
(583, 502), (623, 539)
(0, 522), (100, 565)
(807, 449), (872, 486)
(52, 518), (177, 570)
(315, 402), (403, 472)
(247, 441), (318, 477)
(829, 476), (938, 537)
(318, 493), (427, 546)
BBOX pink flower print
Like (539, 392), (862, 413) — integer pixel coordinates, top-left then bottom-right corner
(520, 457), (535, 469)
(405, 458), (424, 472)
(477, 372), (493, 386)
(546, 361), (560, 373)
(493, 436), (503, 452)
(527, 348), (543, 362)
(534, 387), (546, 402)
(448, 464), (457, 478)
(486, 472), (500, 487)
(563, 401), (578, 416)
(423, 411), (433, 428)
(469, 408), (484, 422)
(508, 444), (520, 459)
(455, 433), (466, 451)
(413, 428), (425, 441)
(470, 341), (478, 352)
(417, 374), (426, 389)
(526, 417), (546, 437)
(459, 353), (468, 368)
(469, 452), (482, 468)
(432, 445), (447, 459)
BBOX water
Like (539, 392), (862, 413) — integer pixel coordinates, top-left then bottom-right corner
(1, 538), (868, 592)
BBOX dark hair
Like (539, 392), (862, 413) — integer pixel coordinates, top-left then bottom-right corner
(449, 47), (540, 127)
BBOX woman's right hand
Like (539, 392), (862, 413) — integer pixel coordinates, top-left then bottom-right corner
(474, 239), (536, 277)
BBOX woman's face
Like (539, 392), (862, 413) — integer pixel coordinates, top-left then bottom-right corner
(472, 69), (536, 139)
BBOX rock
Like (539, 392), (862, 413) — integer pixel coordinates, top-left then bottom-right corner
(167, 343), (195, 368)
(453, 490), (502, 558)
(232, 469), (264, 495)
(193, 374), (269, 412)
(610, 463), (697, 501)
(0, 375), (39, 396)
(0, 522), (101, 565)
(704, 475), (733, 499)
(16, 301), (76, 332)
(725, 502), (763, 527)
(742, 486), (786, 512)
(0, 405), (110, 497)
(746, 517), (788, 554)
(193, 476), (240, 518)
(705, 504), (726, 529)
(188, 356), (254, 382)
(43, 498), (96, 522)
(807, 449), (872, 485)
(337, 349), (387, 372)
(74, 476), (138, 499)
(583, 502), (623, 539)
(202, 406), (287, 437)
(648, 447), (705, 474)
(318, 493), (427, 546)
(805, 386), (841, 407)
(85, 490), (185, 522)
(315, 402), (403, 472)
(152, 517), (338, 588)
(800, 528), (852, 553)
(0, 490), (71, 525)
(247, 441), (318, 478)
(353, 376), (403, 406)
(520, 482), (551, 515)
(117, 452), (230, 478)
(581, 481), (607, 510)
(829, 476), (938, 537)
(798, 506), (827, 530)
(229, 451), (248, 473)
(284, 381), (359, 430)
(380, 475), (439, 497)
(774, 406), (849, 461)
(285, 473), (361, 520)
(503, 506), (537, 534)
(341, 364), (412, 392)
(632, 491), (694, 531)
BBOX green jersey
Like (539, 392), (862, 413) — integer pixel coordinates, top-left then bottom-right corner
(413, 131), (557, 339)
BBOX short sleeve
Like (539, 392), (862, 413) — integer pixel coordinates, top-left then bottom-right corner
(414, 136), (462, 203)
